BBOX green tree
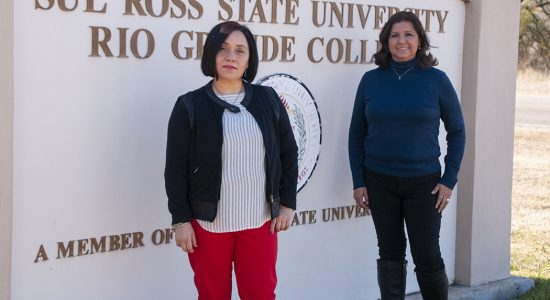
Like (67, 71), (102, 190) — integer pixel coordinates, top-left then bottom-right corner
(519, 0), (550, 71)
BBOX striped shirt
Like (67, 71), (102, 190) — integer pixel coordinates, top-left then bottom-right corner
(197, 91), (271, 233)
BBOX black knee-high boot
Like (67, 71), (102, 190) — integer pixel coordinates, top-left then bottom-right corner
(377, 259), (407, 300)
(416, 269), (448, 300)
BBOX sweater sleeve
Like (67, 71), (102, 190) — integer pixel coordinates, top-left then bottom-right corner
(164, 96), (193, 224)
(438, 73), (466, 189)
(272, 87), (299, 210)
(348, 74), (369, 189)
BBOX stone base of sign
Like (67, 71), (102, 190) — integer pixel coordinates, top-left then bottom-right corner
(405, 276), (535, 300)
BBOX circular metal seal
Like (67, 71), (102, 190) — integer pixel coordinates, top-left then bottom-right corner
(257, 73), (322, 192)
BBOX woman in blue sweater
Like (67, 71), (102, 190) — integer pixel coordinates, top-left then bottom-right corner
(348, 11), (465, 300)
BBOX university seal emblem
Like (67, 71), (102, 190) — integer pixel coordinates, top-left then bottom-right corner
(257, 73), (322, 192)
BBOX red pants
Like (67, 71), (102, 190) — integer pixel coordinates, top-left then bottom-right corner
(188, 220), (277, 300)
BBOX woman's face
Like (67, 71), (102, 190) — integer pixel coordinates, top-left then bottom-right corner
(388, 21), (420, 62)
(215, 30), (249, 82)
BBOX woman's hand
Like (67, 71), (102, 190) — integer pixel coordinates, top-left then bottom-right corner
(174, 222), (197, 253)
(432, 183), (453, 213)
(353, 187), (370, 215)
(271, 205), (294, 233)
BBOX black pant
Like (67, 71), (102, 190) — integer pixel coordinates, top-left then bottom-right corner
(365, 168), (445, 274)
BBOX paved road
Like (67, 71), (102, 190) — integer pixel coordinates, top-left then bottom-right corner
(515, 95), (550, 127)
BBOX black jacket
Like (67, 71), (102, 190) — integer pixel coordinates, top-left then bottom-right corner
(165, 80), (299, 225)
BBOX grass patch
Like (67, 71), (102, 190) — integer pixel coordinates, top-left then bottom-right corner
(516, 68), (550, 96)
(512, 127), (550, 299)
(513, 274), (550, 300)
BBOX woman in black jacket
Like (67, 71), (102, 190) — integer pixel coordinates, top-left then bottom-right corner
(165, 21), (298, 300)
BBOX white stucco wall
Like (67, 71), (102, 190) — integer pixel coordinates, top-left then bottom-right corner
(2, 1), (507, 299)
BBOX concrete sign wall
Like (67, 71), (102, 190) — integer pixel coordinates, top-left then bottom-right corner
(12, 1), (464, 299)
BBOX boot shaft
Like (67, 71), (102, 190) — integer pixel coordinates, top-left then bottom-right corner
(377, 259), (407, 300)
(416, 269), (449, 300)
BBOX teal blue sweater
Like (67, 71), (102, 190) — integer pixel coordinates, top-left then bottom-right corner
(348, 58), (466, 189)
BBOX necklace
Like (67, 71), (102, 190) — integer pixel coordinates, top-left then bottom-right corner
(391, 66), (414, 80)
(225, 92), (243, 105)
(213, 81), (243, 96)
(213, 83), (244, 105)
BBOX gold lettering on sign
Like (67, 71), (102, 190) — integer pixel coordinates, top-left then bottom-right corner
(436, 10), (449, 33)
(55, 232), (145, 260)
(322, 205), (369, 222)
(167, 0), (204, 19)
(327, 38), (343, 64)
(270, 0), (279, 24)
(35, 0), (106, 12)
(329, 2), (344, 28)
(344, 39), (358, 64)
(307, 36), (378, 65)
(58, 0), (78, 12)
(130, 29), (155, 59)
(357, 4), (372, 29)
(133, 231), (145, 247)
(84, 0), (107, 13)
(346, 2), (354, 28)
(291, 210), (317, 226)
(35, 0), (55, 10)
(170, 0), (187, 18)
(307, 37), (324, 63)
(151, 228), (173, 245)
(124, 0), (147, 16)
(77, 238), (90, 256)
(424, 9), (435, 32)
(218, 0), (233, 21)
(387, 6), (400, 19)
(145, 0), (169, 18)
(118, 28), (129, 58)
(121, 233), (133, 250)
(311, 1), (327, 27)
(57, 241), (75, 259)
(280, 36), (295, 62)
(285, 0), (299, 25)
(172, 31), (208, 60)
(196, 32), (207, 59)
(90, 26), (114, 57)
(90, 27), (153, 58)
(311, 3), (449, 32)
(238, 0), (246, 22)
(172, 30), (194, 60)
(257, 35), (279, 62)
(34, 207), (371, 263)
(109, 235), (121, 251)
(253, 35), (295, 62)
(34, 244), (49, 263)
(374, 5), (386, 29)
(249, 0), (268, 23)
(90, 236), (106, 254)
(217, 0), (298, 24)
(189, 0), (204, 19)
(90, 26), (155, 59)
(360, 39), (369, 64)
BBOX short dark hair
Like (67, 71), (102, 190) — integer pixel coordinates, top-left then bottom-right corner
(201, 21), (259, 82)
(373, 11), (438, 69)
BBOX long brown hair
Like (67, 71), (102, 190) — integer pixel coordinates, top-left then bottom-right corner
(373, 11), (438, 69)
